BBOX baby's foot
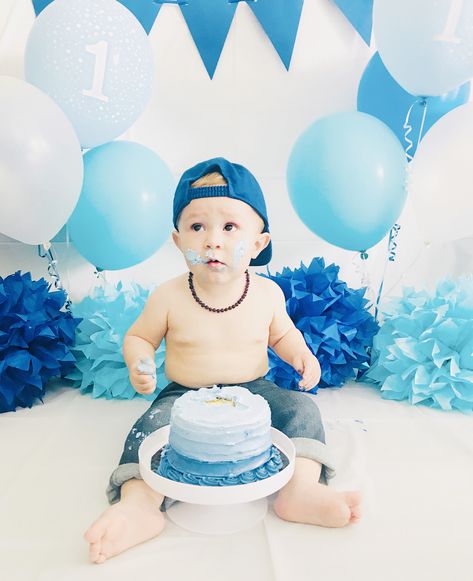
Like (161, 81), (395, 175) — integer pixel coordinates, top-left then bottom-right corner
(84, 490), (165, 564)
(274, 483), (362, 528)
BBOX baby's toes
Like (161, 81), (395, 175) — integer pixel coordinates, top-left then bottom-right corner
(88, 540), (103, 563)
(95, 553), (107, 565)
(349, 507), (362, 524)
(344, 491), (362, 523)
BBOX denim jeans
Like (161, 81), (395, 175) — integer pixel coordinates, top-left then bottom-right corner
(106, 377), (336, 505)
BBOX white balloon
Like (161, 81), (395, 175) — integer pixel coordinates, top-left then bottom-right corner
(0, 76), (83, 244)
(409, 102), (473, 244)
(374, 0), (473, 96)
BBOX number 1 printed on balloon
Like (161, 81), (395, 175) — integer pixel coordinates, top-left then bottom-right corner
(82, 40), (109, 102)
(435, 0), (464, 44)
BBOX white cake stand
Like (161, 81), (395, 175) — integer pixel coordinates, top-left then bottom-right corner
(139, 426), (295, 534)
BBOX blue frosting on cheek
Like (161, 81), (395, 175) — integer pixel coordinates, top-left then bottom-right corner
(185, 248), (206, 265)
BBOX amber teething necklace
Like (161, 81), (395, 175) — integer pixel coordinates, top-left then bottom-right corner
(188, 270), (250, 313)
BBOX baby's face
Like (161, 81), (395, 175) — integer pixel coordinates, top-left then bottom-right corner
(172, 197), (270, 277)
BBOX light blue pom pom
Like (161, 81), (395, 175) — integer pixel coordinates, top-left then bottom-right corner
(366, 278), (473, 412)
(67, 282), (168, 400)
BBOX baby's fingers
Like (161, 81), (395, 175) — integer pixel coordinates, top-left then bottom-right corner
(298, 373), (318, 390)
(135, 381), (156, 394)
(132, 374), (156, 393)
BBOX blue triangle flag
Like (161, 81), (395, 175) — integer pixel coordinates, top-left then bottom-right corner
(248, 0), (304, 70)
(31, 0), (161, 33)
(31, 0), (53, 15)
(117, 0), (162, 34)
(180, 0), (237, 79)
(333, 0), (373, 45)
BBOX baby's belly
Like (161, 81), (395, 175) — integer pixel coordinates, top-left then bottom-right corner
(164, 345), (269, 388)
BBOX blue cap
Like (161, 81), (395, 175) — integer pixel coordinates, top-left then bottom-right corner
(173, 157), (272, 266)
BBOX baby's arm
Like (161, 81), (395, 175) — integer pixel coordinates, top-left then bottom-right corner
(267, 281), (321, 390)
(123, 284), (169, 395)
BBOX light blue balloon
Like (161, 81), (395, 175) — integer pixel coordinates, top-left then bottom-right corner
(287, 112), (407, 252)
(358, 53), (470, 159)
(68, 141), (174, 270)
(374, 0), (473, 96)
(25, 0), (154, 149)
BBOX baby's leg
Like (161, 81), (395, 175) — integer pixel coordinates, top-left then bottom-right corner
(85, 383), (186, 564)
(273, 457), (362, 527)
(245, 379), (362, 527)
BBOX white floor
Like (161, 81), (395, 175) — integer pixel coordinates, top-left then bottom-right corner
(1, 381), (472, 581)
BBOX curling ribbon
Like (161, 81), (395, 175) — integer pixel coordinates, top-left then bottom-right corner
(373, 223), (401, 321)
(37, 243), (72, 311)
(403, 97), (428, 162)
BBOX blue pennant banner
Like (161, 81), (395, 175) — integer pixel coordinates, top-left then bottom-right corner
(333, 0), (373, 45)
(31, 0), (373, 76)
(180, 0), (238, 79)
(248, 0), (304, 70)
(32, 0), (163, 33)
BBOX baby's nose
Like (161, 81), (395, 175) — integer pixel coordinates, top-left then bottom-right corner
(205, 234), (222, 249)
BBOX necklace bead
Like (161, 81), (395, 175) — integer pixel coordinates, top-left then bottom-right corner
(188, 270), (250, 313)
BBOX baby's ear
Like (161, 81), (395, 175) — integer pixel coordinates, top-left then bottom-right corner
(172, 230), (181, 249)
(252, 232), (271, 258)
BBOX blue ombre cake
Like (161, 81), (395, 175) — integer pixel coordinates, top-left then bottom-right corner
(157, 386), (283, 485)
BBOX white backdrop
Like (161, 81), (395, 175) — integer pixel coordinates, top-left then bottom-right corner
(1, 0), (472, 305)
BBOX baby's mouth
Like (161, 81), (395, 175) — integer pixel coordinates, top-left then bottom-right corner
(206, 259), (225, 267)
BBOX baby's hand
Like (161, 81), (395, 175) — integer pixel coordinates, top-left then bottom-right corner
(293, 352), (321, 391)
(130, 357), (157, 395)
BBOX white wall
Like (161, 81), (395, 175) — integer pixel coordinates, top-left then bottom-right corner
(1, 0), (472, 305)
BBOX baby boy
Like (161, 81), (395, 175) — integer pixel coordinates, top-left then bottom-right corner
(84, 158), (361, 564)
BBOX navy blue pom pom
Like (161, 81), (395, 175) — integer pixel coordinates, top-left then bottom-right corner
(263, 258), (379, 392)
(0, 271), (81, 413)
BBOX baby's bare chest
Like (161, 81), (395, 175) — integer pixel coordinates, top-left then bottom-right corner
(167, 292), (273, 348)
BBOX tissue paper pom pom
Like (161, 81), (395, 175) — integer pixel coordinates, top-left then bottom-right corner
(263, 258), (379, 392)
(0, 271), (80, 413)
(366, 279), (473, 411)
(67, 282), (167, 400)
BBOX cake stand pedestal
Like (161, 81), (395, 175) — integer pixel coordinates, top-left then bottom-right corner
(139, 426), (295, 535)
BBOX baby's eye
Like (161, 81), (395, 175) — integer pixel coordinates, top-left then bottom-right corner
(224, 223), (237, 231)
(191, 224), (203, 232)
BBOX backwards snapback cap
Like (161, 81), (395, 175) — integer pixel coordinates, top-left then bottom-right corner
(173, 157), (272, 266)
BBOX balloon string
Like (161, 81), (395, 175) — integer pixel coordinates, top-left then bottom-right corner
(37, 243), (72, 312)
(382, 242), (425, 299)
(373, 223), (401, 322)
(403, 97), (428, 161)
(353, 251), (375, 306)
(94, 266), (107, 283)
(417, 98), (428, 149)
